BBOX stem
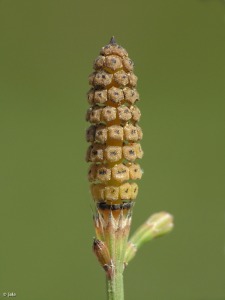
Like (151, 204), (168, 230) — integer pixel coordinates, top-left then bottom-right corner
(105, 211), (127, 300)
(106, 270), (124, 300)
(93, 210), (132, 300)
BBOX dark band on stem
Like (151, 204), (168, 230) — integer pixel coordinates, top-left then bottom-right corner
(97, 201), (134, 211)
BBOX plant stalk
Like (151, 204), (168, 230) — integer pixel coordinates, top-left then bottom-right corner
(105, 211), (129, 300)
(106, 269), (124, 300)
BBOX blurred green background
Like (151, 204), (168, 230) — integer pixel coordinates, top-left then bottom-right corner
(0, 0), (225, 299)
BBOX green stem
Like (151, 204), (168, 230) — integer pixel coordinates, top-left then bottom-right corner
(105, 212), (126, 300)
(106, 270), (124, 300)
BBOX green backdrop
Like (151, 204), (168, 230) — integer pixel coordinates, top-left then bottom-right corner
(0, 0), (225, 299)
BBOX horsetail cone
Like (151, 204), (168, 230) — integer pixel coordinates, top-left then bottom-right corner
(86, 37), (143, 209)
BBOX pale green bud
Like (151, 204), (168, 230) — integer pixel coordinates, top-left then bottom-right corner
(125, 212), (174, 264)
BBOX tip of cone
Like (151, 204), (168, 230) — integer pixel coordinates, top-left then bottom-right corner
(109, 36), (117, 45)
